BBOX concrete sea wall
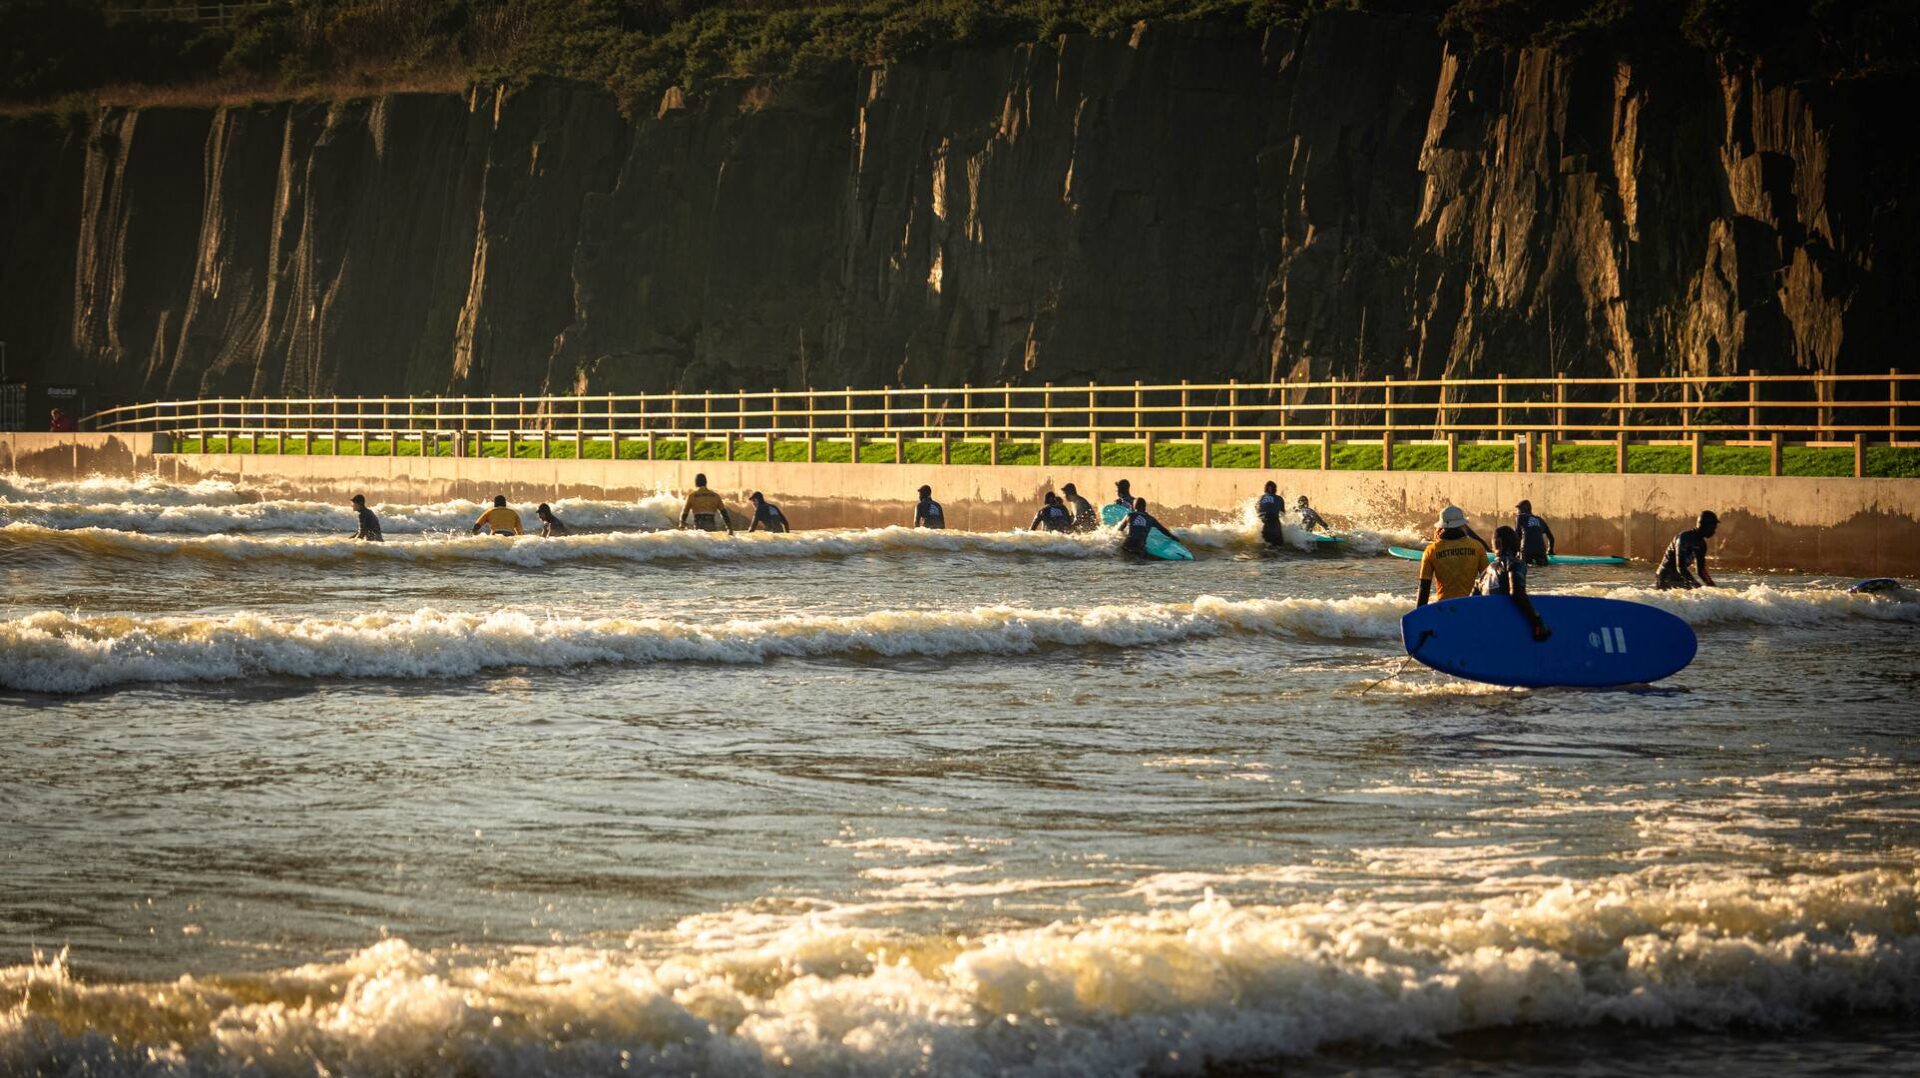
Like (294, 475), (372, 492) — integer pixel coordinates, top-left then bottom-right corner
(5, 434), (1916, 577)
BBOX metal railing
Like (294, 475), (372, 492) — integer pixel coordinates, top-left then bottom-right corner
(84, 371), (1920, 475)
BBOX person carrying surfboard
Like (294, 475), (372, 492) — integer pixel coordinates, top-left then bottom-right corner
(1120, 498), (1179, 557)
(472, 495), (522, 536)
(1514, 500), (1556, 566)
(1656, 510), (1719, 589)
(680, 474), (735, 534)
(1256, 482), (1286, 546)
(1029, 492), (1072, 533)
(1416, 506), (1487, 606)
(1111, 479), (1134, 512)
(746, 492), (790, 533)
(1061, 483), (1097, 531)
(1476, 526), (1551, 640)
(913, 485), (945, 529)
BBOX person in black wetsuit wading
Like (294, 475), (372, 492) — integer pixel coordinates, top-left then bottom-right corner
(1111, 479), (1134, 512)
(1514, 499), (1556, 566)
(1029, 492), (1072, 532)
(1476, 525), (1551, 641)
(350, 494), (382, 542)
(747, 492), (791, 533)
(1256, 481), (1286, 547)
(1061, 483), (1097, 532)
(535, 503), (571, 536)
(1656, 510), (1719, 589)
(913, 485), (945, 528)
(1120, 498), (1178, 556)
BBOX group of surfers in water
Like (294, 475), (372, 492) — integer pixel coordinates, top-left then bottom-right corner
(346, 478), (1722, 612)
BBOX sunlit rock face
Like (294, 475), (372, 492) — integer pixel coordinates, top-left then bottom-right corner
(2, 12), (1910, 401)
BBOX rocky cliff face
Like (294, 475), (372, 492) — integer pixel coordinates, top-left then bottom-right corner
(1, 11), (1912, 405)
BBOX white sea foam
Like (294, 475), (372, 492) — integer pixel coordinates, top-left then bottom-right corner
(4, 584), (1910, 694)
(0, 595), (1405, 693)
(0, 472), (268, 506)
(0, 521), (1125, 565)
(2, 866), (1914, 1077)
(0, 494), (684, 534)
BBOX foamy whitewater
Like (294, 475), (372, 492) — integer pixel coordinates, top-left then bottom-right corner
(3, 473), (1917, 1076)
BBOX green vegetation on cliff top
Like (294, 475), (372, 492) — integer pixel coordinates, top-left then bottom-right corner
(5, 0), (1914, 111)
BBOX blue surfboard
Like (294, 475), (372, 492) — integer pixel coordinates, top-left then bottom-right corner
(1099, 503), (1194, 561)
(1400, 595), (1697, 688)
(1387, 546), (1626, 566)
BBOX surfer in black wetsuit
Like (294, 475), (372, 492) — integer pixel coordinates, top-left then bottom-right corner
(1120, 498), (1178, 556)
(1295, 496), (1330, 533)
(913, 485), (945, 529)
(1061, 483), (1097, 532)
(1656, 510), (1719, 589)
(1029, 492), (1072, 532)
(746, 492), (791, 533)
(535, 503), (571, 537)
(1111, 479), (1134, 512)
(350, 494), (382, 542)
(1256, 481), (1286, 547)
(1514, 499), (1555, 566)
(1476, 525), (1550, 640)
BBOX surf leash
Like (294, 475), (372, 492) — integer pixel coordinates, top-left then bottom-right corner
(1359, 628), (1434, 695)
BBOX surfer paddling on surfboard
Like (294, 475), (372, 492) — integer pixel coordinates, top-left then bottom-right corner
(1476, 526), (1551, 641)
(1656, 510), (1719, 589)
(1120, 498), (1179, 557)
(1416, 506), (1489, 607)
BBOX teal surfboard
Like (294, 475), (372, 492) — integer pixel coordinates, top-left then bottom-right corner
(1100, 504), (1194, 561)
(1311, 533), (1344, 545)
(1386, 546), (1625, 566)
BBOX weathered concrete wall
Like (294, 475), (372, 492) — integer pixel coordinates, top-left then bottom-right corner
(89, 450), (1920, 578)
(0, 433), (171, 477)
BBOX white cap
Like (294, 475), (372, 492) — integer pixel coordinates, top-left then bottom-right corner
(1436, 505), (1469, 530)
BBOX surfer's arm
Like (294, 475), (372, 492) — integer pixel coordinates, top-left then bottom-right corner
(1542, 520), (1556, 554)
(1696, 554), (1715, 587)
(722, 507), (735, 535)
(1511, 575), (1550, 641)
(1417, 577), (1433, 608)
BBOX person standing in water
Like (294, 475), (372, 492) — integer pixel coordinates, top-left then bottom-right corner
(1656, 510), (1719, 589)
(1111, 479), (1134, 511)
(1029, 492), (1072, 532)
(1120, 497), (1178, 556)
(472, 495), (522, 536)
(913, 485), (946, 528)
(1475, 525), (1551, 640)
(1256, 481), (1286, 547)
(746, 491), (790, 533)
(350, 494), (383, 542)
(1416, 506), (1486, 607)
(1294, 496), (1330, 533)
(1061, 483), (1097, 532)
(1513, 499), (1556, 566)
(680, 474), (735, 534)
(535, 504), (570, 537)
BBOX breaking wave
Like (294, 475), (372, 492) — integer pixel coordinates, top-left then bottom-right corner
(2, 866), (1914, 1076)
(3, 586), (1911, 694)
(0, 494), (683, 535)
(0, 522), (1127, 566)
(0, 595), (1403, 693)
(0, 472), (268, 507)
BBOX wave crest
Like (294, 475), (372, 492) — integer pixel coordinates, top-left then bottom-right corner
(3, 867), (1915, 1076)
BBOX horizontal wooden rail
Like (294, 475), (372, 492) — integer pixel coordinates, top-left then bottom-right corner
(81, 372), (1920, 477)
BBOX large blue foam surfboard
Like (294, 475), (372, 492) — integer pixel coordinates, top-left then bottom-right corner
(1100, 504), (1195, 561)
(1400, 595), (1697, 688)
(1386, 546), (1626, 566)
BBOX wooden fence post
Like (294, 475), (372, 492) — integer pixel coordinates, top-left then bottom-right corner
(1259, 430), (1271, 470)
(1041, 382), (1052, 466)
(1381, 375), (1394, 471)
(1446, 433), (1458, 472)
(1748, 375), (1759, 442)
(1319, 430), (1330, 470)
(1495, 373), (1507, 441)
(1690, 431), (1703, 475)
(1855, 433), (1866, 477)
(1088, 381), (1101, 466)
(1769, 431), (1782, 476)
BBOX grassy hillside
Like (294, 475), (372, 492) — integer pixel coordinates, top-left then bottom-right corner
(4, 0), (1915, 113)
